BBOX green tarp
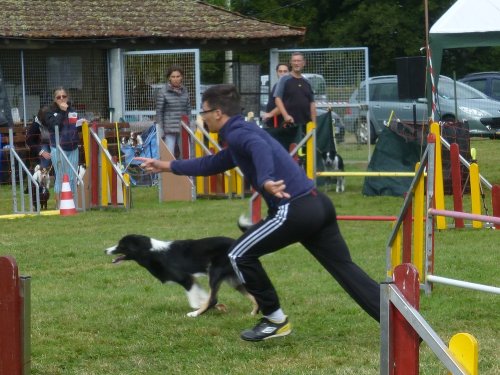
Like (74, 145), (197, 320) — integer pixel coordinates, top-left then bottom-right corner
(264, 110), (335, 156)
(362, 126), (424, 197)
(264, 111), (336, 185)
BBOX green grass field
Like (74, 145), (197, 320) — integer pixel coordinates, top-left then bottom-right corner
(0, 139), (499, 374)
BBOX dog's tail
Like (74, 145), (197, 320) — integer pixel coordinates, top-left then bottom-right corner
(237, 214), (253, 233)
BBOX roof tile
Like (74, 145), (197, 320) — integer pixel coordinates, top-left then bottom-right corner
(0, 0), (305, 41)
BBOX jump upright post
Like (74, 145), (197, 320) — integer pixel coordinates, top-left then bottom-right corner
(385, 127), (500, 295)
(84, 122), (131, 209)
(0, 256), (31, 375)
(381, 263), (478, 374)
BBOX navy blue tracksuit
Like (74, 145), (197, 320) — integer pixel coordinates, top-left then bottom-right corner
(171, 115), (380, 321)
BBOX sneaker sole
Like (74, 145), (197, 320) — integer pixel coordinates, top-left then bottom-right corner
(263, 328), (292, 340)
(240, 325), (292, 342)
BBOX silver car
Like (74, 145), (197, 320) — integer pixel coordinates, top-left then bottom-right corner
(346, 75), (500, 143)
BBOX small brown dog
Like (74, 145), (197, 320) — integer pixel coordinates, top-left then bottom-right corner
(32, 165), (51, 210)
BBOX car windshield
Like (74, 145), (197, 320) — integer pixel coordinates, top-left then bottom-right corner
(438, 80), (487, 100)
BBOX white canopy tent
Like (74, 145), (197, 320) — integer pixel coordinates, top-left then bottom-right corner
(429, 0), (500, 81)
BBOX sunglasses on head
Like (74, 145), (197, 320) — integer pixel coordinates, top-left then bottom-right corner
(55, 95), (68, 100)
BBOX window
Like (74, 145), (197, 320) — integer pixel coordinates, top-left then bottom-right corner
(491, 78), (500, 99)
(466, 79), (487, 94)
(372, 83), (398, 102)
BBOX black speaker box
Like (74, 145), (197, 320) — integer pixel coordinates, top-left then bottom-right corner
(396, 56), (426, 100)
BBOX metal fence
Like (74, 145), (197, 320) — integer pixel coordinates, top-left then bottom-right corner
(122, 49), (200, 128)
(0, 49), (109, 213)
(269, 47), (370, 163)
(0, 48), (109, 124)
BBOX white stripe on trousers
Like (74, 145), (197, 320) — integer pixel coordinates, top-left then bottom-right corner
(229, 204), (289, 283)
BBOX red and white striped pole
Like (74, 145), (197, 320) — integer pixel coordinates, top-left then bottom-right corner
(427, 46), (438, 122)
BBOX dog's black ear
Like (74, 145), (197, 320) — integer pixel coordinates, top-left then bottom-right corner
(237, 214), (253, 233)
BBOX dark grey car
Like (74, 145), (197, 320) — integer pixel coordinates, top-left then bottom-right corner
(459, 72), (500, 101)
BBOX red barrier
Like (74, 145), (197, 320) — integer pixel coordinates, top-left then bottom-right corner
(252, 194), (262, 224)
(392, 263), (420, 375)
(337, 215), (397, 221)
(181, 115), (190, 159)
(91, 123), (99, 207)
(493, 185), (500, 230)
(0, 256), (23, 375)
(450, 143), (464, 228)
(289, 143), (299, 164)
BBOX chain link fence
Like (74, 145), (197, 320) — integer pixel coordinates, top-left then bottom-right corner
(269, 47), (370, 163)
(0, 49), (109, 213)
(0, 49), (109, 124)
(122, 49), (200, 132)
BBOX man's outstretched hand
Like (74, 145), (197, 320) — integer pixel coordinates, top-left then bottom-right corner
(135, 157), (171, 173)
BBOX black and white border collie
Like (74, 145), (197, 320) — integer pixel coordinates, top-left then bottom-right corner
(105, 234), (258, 318)
(321, 150), (345, 193)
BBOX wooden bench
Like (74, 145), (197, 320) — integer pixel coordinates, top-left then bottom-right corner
(0, 124), (31, 183)
(0, 124), (29, 150)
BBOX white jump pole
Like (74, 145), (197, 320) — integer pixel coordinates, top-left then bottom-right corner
(428, 208), (500, 226)
(317, 171), (417, 177)
(426, 275), (500, 295)
(427, 207), (500, 294)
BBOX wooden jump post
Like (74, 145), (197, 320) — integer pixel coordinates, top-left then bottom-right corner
(0, 256), (31, 375)
(381, 263), (478, 375)
(87, 124), (131, 209)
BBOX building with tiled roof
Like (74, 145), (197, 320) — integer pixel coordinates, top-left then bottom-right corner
(0, 0), (305, 49)
(0, 0), (306, 123)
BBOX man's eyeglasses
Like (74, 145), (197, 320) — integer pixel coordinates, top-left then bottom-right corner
(199, 108), (217, 115)
(55, 95), (68, 100)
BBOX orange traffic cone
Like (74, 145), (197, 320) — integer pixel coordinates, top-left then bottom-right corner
(60, 174), (77, 216)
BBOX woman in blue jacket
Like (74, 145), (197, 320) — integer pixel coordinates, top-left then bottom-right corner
(45, 87), (80, 208)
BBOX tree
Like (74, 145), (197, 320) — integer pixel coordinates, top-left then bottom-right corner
(205, 0), (500, 77)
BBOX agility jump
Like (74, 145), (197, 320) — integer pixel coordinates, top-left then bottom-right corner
(82, 122), (131, 210)
(386, 127), (500, 296)
(381, 263), (478, 375)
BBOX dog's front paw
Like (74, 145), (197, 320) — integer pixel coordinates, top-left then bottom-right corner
(187, 310), (200, 318)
